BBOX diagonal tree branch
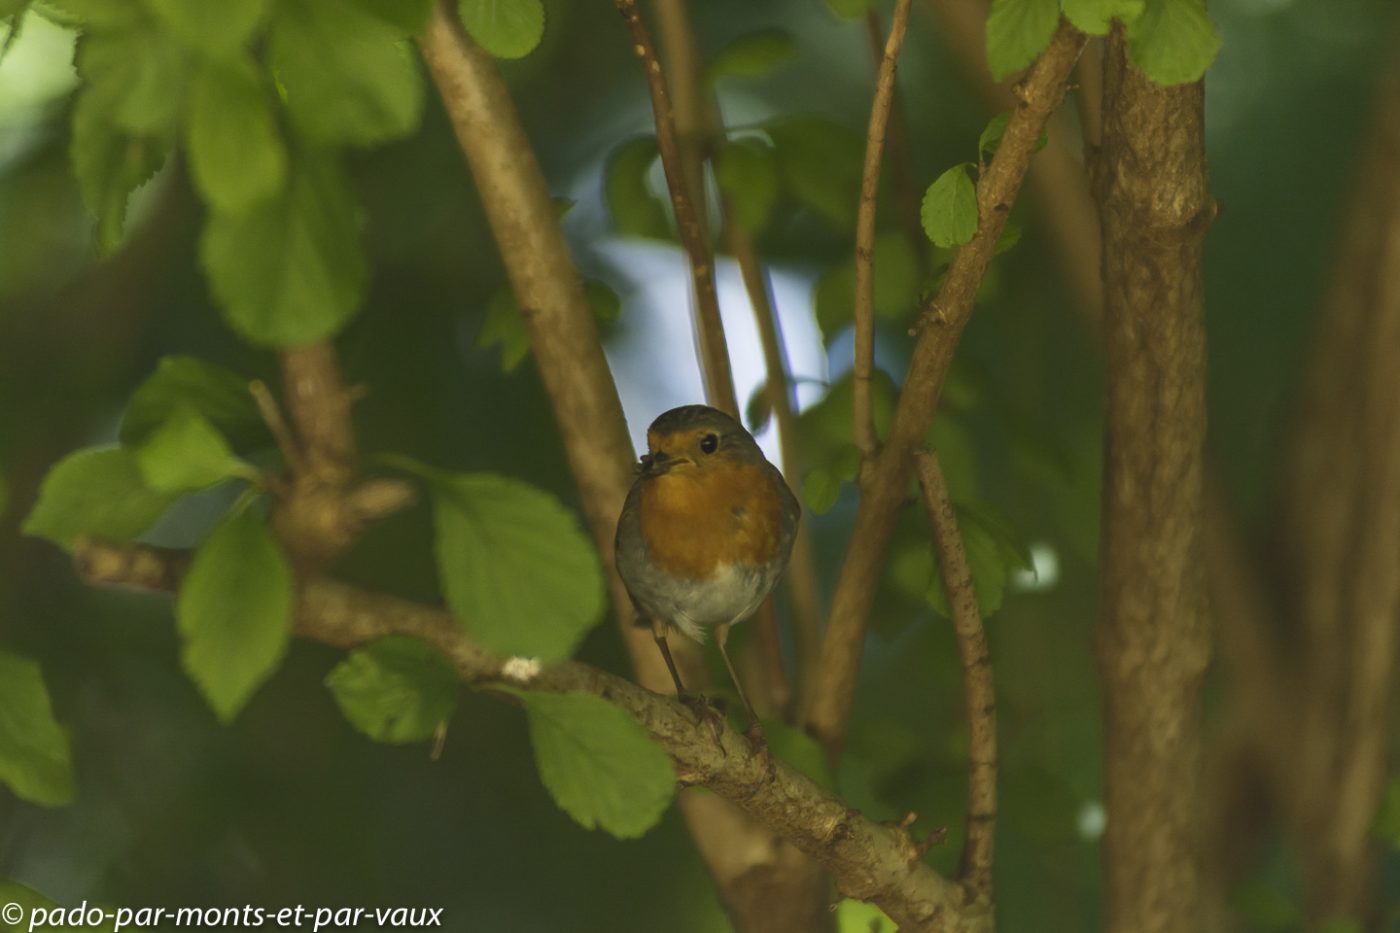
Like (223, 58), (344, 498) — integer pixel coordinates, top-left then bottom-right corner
(853, 0), (914, 459)
(804, 21), (1087, 758)
(74, 537), (991, 933)
(1091, 28), (1215, 933)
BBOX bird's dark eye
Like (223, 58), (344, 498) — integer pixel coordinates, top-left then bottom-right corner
(699, 433), (719, 454)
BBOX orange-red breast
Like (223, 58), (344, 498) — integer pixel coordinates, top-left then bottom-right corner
(614, 405), (799, 725)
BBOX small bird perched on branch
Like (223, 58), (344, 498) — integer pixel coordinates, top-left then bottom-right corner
(614, 405), (800, 734)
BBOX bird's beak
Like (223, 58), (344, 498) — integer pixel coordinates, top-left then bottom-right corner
(640, 451), (685, 476)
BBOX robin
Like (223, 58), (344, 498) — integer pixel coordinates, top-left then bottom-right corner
(614, 404), (800, 729)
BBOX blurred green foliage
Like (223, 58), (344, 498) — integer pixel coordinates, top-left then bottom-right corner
(0, 0), (1396, 929)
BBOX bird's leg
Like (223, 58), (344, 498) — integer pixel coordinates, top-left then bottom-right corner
(716, 622), (766, 748)
(651, 618), (724, 743)
(650, 617), (689, 698)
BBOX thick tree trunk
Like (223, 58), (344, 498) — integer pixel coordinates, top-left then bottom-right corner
(1092, 29), (1215, 933)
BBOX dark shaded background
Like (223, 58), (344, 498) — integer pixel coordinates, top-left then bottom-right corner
(1, 0), (1396, 929)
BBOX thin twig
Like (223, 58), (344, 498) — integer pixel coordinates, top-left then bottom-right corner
(804, 22), (1088, 759)
(914, 451), (996, 895)
(853, 0), (913, 459)
(613, 0), (738, 416)
(250, 379), (303, 476)
(865, 8), (928, 273)
(723, 206), (824, 705)
(74, 537), (986, 932)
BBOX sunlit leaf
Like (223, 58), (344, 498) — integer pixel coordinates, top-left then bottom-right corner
(457, 0), (544, 59)
(201, 152), (367, 347)
(271, 0), (424, 146)
(134, 407), (250, 493)
(325, 636), (459, 744)
(1063, 0), (1145, 35)
(186, 57), (288, 214)
(427, 471), (604, 661)
(177, 509), (292, 722)
(120, 356), (269, 453)
(1127, 0), (1220, 87)
(0, 652), (74, 806)
(140, 0), (272, 56)
(518, 691), (675, 838)
(921, 164), (978, 248)
(22, 448), (177, 551)
(985, 0), (1059, 80)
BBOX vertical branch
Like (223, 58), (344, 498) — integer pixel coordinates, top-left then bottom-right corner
(914, 451), (996, 898)
(614, 0), (737, 415)
(724, 214), (825, 703)
(853, 0), (914, 459)
(1091, 27), (1214, 933)
(1282, 44), (1400, 923)
(804, 22), (1087, 758)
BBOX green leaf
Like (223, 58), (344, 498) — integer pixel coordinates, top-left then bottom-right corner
(813, 232), (919, 338)
(768, 117), (865, 230)
(457, 0), (544, 60)
(984, 0), (1060, 80)
(794, 371), (896, 466)
(185, 57), (287, 214)
(177, 509), (292, 722)
(704, 30), (795, 86)
(346, 0), (434, 34)
(325, 636), (458, 744)
(715, 138), (779, 235)
(477, 286), (531, 372)
(120, 356), (269, 452)
(835, 899), (896, 933)
(803, 466), (841, 515)
(0, 652), (74, 806)
(70, 33), (175, 252)
(1226, 881), (1302, 930)
(978, 111), (1011, 159)
(75, 29), (185, 137)
(270, 0), (424, 147)
(519, 691), (675, 838)
(585, 278), (621, 325)
(921, 164), (978, 248)
(1063, 0), (1145, 35)
(478, 279), (617, 371)
(1127, 0), (1220, 87)
(22, 448), (178, 550)
(1372, 777), (1400, 848)
(926, 500), (1033, 619)
(134, 407), (250, 493)
(604, 135), (670, 240)
(201, 152), (367, 347)
(427, 472), (604, 661)
(45, 0), (140, 26)
(139, 0), (272, 56)
(823, 0), (871, 21)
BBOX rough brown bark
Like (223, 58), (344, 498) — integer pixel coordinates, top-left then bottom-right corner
(1282, 50), (1400, 925)
(1091, 29), (1214, 933)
